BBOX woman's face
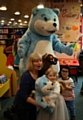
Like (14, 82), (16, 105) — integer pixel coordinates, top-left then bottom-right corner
(32, 59), (42, 71)
(61, 68), (69, 79)
(47, 72), (56, 82)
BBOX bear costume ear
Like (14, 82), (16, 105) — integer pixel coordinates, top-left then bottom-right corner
(53, 8), (60, 15)
(32, 7), (39, 16)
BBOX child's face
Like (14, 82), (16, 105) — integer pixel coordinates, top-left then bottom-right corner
(47, 72), (56, 82)
(61, 68), (69, 79)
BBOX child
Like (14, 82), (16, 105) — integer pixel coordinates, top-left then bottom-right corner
(58, 66), (76, 120)
(43, 67), (60, 106)
(37, 67), (69, 120)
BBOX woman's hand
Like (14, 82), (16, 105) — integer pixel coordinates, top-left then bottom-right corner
(37, 105), (43, 110)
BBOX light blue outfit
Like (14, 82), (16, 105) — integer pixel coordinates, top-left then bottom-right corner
(17, 7), (73, 75)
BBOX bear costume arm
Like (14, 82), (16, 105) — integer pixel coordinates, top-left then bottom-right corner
(17, 31), (31, 58)
(52, 34), (73, 56)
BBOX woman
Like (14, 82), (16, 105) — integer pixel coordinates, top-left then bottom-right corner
(13, 53), (42, 120)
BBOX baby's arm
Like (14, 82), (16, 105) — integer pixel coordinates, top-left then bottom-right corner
(65, 78), (74, 90)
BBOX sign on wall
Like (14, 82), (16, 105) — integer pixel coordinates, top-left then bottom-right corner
(45, 2), (81, 43)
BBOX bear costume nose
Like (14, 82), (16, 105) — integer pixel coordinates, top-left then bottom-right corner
(53, 23), (57, 27)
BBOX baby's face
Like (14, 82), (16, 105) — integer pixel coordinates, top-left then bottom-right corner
(61, 68), (69, 79)
(47, 72), (56, 83)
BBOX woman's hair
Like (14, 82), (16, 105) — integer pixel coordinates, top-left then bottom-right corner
(45, 67), (57, 79)
(59, 66), (70, 77)
(26, 53), (42, 71)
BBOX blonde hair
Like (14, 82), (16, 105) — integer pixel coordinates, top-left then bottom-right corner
(45, 67), (57, 79)
(26, 53), (42, 71)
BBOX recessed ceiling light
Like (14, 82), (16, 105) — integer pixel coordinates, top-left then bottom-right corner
(37, 4), (44, 8)
(0, 6), (7, 11)
(24, 21), (27, 24)
(20, 23), (22, 25)
(18, 19), (22, 22)
(24, 15), (29, 18)
(15, 11), (20, 15)
(1, 22), (4, 25)
(1, 20), (5, 23)
(9, 21), (12, 24)
(10, 18), (15, 21)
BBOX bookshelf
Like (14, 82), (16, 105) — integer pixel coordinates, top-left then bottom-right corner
(0, 27), (27, 47)
(0, 28), (13, 47)
(0, 27), (27, 56)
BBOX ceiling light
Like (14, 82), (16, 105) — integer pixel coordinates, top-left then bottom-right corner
(20, 23), (22, 25)
(24, 21), (27, 24)
(37, 4), (44, 8)
(1, 20), (5, 23)
(18, 19), (22, 22)
(24, 15), (29, 18)
(1, 22), (4, 25)
(10, 18), (15, 21)
(15, 11), (20, 15)
(9, 21), (12, 24)
(0, 6), (7, 11)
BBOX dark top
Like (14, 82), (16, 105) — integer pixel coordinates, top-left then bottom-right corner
(14, 70), (36, 111)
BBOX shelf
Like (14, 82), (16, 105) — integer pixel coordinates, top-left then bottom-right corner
(0, 33), (15, 35)
(0, 38), (14, 40)
(0, 27), (27, 48)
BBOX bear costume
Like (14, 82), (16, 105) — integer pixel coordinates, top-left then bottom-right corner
(17, 7), (73, 75)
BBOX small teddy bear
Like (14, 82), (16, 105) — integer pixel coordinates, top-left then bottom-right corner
(35, 75), (60, 113)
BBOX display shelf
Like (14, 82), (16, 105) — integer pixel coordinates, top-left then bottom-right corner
(0, 27), (27, 47)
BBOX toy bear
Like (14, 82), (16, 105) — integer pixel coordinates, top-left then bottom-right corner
(35, 75), (60, 113)
(38, 53), (58, 77)
(17, 7), (73, 75)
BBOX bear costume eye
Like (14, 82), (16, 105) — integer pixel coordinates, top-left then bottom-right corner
(54, 18), (56, 22)
(44, 17), (48, 21)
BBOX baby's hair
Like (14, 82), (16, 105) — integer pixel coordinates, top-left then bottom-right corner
(45, 67), (58, 79)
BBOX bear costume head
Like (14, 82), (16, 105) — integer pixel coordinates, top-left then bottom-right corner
(28, 7), (60, 36)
